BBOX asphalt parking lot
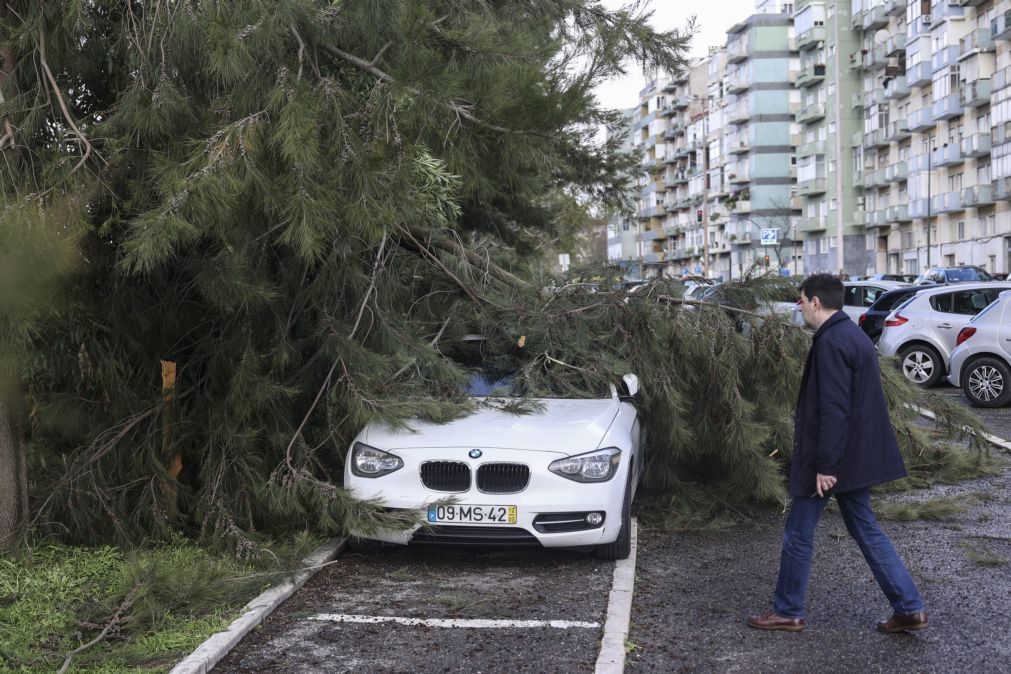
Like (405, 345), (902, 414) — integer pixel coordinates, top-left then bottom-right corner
(216, 546), (615, 673)
(211, 385), (1011, 673)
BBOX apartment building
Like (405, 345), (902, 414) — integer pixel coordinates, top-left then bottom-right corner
(853, 0), (1011, 276)
(606, 108), (642, 277)
(723, 12), (802, 277)
(794, 0), (865, 273)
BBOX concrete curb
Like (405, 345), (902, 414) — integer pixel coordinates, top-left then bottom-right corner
(169, 537), (346, 674)
(913, 405), (1011, 453)
(594, 518), (638, 674)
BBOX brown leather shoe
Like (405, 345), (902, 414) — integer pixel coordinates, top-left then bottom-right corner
(876, 611), (928, 633)
(746, 610), (805, 632)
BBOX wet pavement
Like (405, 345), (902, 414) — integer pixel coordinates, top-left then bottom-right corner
(627, 387), (1011, 673)
(216, 546), (612, 673)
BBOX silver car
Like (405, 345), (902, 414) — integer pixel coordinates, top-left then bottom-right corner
(878, 282), (1011, 387)
(947, 290), (1011, 407)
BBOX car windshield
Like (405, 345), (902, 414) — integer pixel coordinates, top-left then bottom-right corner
(465, 370), (523, 397)
(945, 267), (992, 282)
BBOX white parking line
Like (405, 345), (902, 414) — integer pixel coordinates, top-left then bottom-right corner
(308, 614), (600, 629)
(595, 518), (638, 674)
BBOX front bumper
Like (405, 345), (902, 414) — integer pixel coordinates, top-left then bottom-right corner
(346, 448), (628, 548)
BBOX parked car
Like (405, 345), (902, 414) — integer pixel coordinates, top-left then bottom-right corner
(913, 265), (994, 285)
(878, 282), (1011, 386)
(344, 370), (645, 559)
(840, 280), (910, 323)
(861, 273), (918, 284)
(947, 290), (1011, 407)
(858, 286), (931, 343)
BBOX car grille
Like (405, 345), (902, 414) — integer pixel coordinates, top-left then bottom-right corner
(411, 526), (541, 547)
(420, 461), (470, 492)
(476, 463), (530, 493)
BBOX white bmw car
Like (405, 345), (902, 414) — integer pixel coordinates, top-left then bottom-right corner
(344, 373), (645, 560)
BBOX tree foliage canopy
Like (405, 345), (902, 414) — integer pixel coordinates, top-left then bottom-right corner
(0, 1), (987, 549)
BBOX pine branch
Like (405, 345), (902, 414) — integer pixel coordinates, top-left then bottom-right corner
(321, 43), (552, 138)
(57, 582), (142, 674)
(397, 223), (484, 305)
(38, 33), (92, 174)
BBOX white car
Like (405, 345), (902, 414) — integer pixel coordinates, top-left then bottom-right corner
(878, 282), (1011, 386)
(947, 290), (1011, 407)
(789, 280), (909, 327)
(344, 372), (645, 560)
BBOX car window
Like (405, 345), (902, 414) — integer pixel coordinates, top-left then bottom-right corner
(466, 371), (521, 397)
(969, 300), (999, 322)
(863, 286), (886, 307)
(879, 289), (915, 310)
(951, 290), (992, 315)
(844, 285), (862, 307)
(945, 267), (992, 282)
(929, 293), (954, 313)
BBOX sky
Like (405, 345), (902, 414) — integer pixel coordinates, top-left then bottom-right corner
(595, 0), (760, 110)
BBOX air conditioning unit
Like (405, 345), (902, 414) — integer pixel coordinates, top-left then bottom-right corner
(923, 14), (932, 25)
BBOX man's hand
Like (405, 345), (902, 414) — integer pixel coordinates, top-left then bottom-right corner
(815, 473), (837, 498)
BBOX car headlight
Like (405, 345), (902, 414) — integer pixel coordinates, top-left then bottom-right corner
(549, 447), (621, 483)
(350, 442), (403, 478)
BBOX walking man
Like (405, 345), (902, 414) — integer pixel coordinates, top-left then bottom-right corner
(747, 273), (928, 633)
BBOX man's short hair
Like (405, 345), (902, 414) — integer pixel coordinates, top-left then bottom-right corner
(800, 273), (844, 310)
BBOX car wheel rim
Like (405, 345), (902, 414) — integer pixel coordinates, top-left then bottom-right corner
(902, 351), (934, 383)
(968, 366), (1005, 402)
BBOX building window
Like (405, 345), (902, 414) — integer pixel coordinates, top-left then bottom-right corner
(957, 221), (965, 240)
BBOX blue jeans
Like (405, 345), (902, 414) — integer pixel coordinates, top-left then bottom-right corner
(772, 488), (924, 618)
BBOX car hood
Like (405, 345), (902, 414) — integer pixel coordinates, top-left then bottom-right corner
(362, 398), (620, 454)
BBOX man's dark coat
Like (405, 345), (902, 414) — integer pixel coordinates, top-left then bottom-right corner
(790, 311), (907, 497)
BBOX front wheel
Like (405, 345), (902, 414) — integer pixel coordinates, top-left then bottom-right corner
(962, 357), (1011, 408)
(594, 470), (633, 561)
(898, 344), (944, 387)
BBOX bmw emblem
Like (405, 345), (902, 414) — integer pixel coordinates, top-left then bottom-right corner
(469, 449), (483, 459)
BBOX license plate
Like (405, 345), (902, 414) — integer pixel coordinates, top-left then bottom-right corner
(427, 504), (517, 524)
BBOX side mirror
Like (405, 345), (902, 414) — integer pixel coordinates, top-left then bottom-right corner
(622, 373), (640, 398)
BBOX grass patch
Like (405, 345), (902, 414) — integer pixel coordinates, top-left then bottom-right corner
(0, 535), (320, 672)
(958, 539), (1008, 568)
(875, 496), (970, 521)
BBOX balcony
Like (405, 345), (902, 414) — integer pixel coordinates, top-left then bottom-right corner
(932, 142), (964, 167)
(931, 94), (963, 122)
(638, 228), (662, 241)
(960, 79), (991, 108)
(885, 161), (908, 183)
(932, 192), (964, 214)
(932, 46), (961, 73)
(731, 200), (752, 215)
(865, 168), (887, 188)
(992, 10), (1011, 41)
(797, 26), (825, 51)
(798, 140), (826, 157)
(727, 39), (752, 63)
(962, 185), (994, 207)
(851, 91), (866, 109)
(728, 138), (750, 155)
(908, 106), (935, 132)
(995, 177), (1011, 201)
(849, 49), (866, 72)
(908, 198), (930, 219)
(909, 15), (933, 39)
(958, 0), (988, 6)
(853, 168), (866, 188)
(796, 63), (826, 88)
(996, 65), (1011, 92)
(726, 72), (750, 94)
(885, 119), (911, 141)
(866, 210), (890, 228)
(863, 6), (888, 31)
(671, 96), (691, 110)
(727, 171), (750, 185)
(728, 104), (750, 125)
(906, 61), (932, 88)
(884, 76), (909, 100)
(960, 29), (995, 59)
(864, 128), (889, 148)
(796, 102), (826, 125)
(885, 33), (907, 56)
(994, 122), (1011, 146)
(798, 215), (828, 233)
(885, 0), (906, 17)
(851, 130), (864, 148)
(642, 253), (665, 264)
(797, 177), (827, 196)
(961, 132), (992, 158)
(886, 204), (911, 222)
(866, 88), (886, 107)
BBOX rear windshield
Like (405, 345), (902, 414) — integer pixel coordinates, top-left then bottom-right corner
(872, 289), (916, 311)
(944, 267), (992, 282)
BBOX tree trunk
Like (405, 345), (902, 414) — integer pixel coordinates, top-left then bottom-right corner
(0, 402), (28, 549)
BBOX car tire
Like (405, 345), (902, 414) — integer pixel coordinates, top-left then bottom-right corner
(961, 357), (1011, 408)
(898, 344), (944, 387)
(594, 468), (633, 561)
(348, 537), (386, 553)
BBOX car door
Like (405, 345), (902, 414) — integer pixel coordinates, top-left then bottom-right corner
(999, 296), (1011, 363)
(842, 284), (866, 323)
(928, 288), (993, 359)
